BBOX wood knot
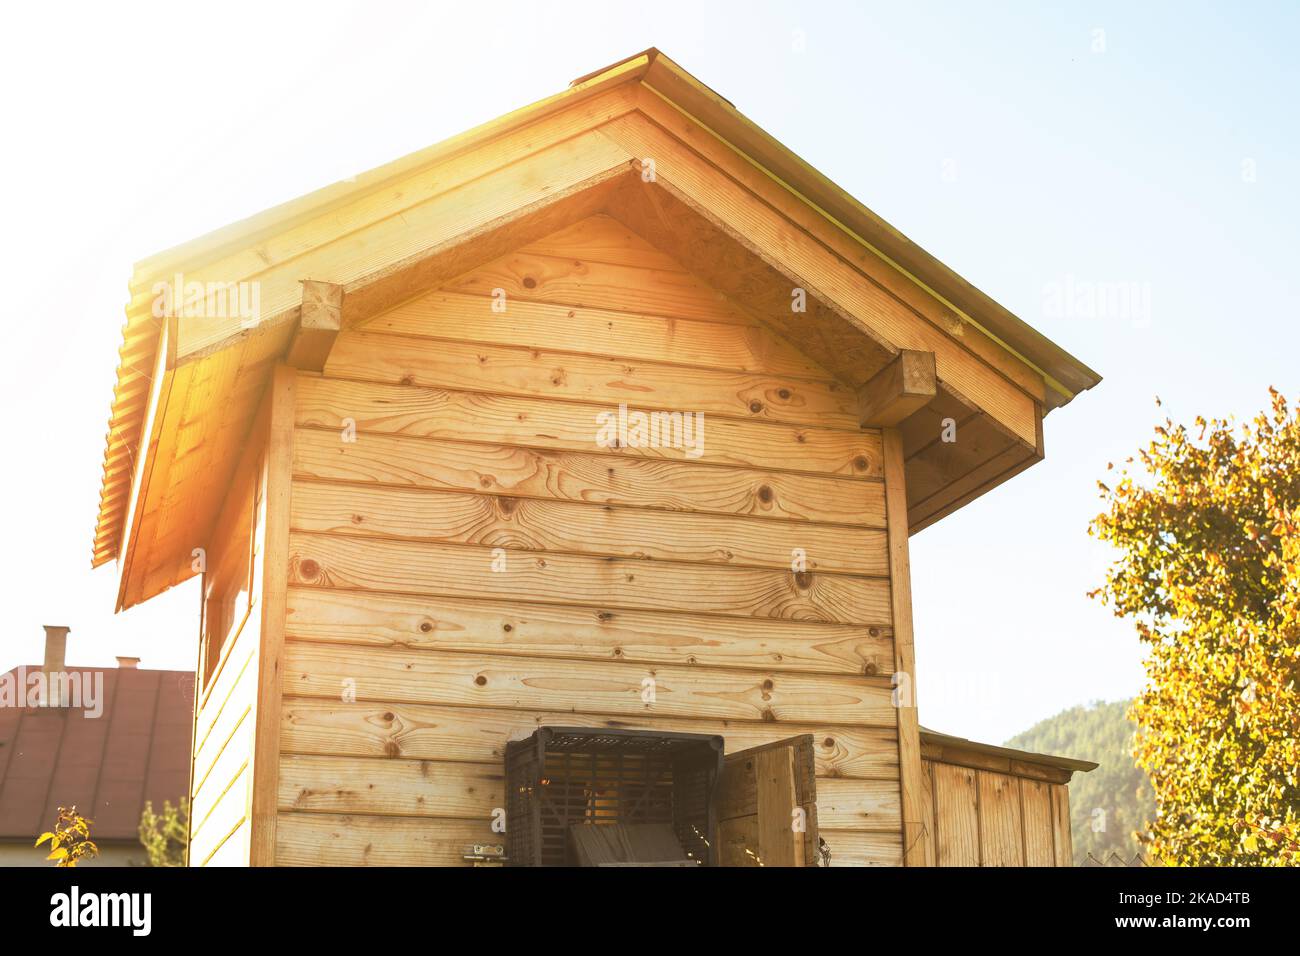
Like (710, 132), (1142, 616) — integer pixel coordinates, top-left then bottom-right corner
(503, 623), (513, 633)
(823, 737), (835, 749)
(748, 400), (763, 414)
(496, 496), (517, 516)
(793, 570), (813, 590)
(419, 621), (433, 633)
(522, 276), (537, 289)
(298, 558), (320, 581)
(756, 485), (774, 504)
(474, 675), (487, 686)
(761, 679), (774, 691)
(853, 456), (869, 471)
(777, 388), (791, 400)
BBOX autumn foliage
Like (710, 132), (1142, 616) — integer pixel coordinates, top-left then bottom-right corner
(35, 806), (99, 867)
(1090, 389), (1300, 865)
(138, 798), (189, 867)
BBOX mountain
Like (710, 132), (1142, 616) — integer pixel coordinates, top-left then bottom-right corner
(1006, 699), (1154, 866)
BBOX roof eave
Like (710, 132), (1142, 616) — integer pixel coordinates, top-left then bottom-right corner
(920, 727), (1099, 775)
(622, 49), (1101, 409)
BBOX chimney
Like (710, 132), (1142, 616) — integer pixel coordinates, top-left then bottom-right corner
(116, 656), (140, 669)
(42, 625), (69, 707)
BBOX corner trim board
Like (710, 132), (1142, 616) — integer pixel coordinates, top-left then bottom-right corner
(882, 427), (928, 866)
(249, 364), (295, 866)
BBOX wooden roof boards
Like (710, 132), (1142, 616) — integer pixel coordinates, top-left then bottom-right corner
(920, 727), (1098, 783)
(94, 49), (1099, 609)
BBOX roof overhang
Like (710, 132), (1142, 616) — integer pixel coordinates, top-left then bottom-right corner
(94, 49), (1101, 610)
(920, 727), (1098, 783)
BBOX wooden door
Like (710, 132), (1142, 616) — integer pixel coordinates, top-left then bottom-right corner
(716, 735), (820, 866)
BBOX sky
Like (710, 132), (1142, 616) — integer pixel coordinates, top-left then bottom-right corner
(0, 1), (1295, 746)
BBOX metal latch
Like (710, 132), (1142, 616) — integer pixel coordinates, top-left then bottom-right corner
(463, 843), (507, 866)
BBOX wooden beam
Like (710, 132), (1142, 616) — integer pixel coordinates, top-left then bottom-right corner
(249, 364), (295, 866)
(857, 350), (936, 428)
(882, 427), (929, 866)
(286, 281), (343, 371)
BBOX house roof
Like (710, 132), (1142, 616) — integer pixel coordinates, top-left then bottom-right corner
(0, 667), (193, 841)
(93, 48), (1101, 610)
(919, 727), (1097, 779)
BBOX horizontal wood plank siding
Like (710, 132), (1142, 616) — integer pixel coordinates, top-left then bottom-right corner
(284, 587), (893, 676)
(327, 330), (858, 428)
(287, 532), (890, 624)
(281, 642), (895, 725)
(290, 481), (887, 575)
(279, 697), (899, 777)
(276, 216), (900, 865)
(294, 378), (881, 477)
(292, 429), (887, 527)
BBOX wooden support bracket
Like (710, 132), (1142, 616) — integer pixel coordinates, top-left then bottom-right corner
(857, 350), (937, 428)
(286, 280), (343, 371)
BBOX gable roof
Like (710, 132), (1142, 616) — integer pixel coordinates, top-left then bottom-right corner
(0, 666), (193, 841)
(94, 48), (1100, 610)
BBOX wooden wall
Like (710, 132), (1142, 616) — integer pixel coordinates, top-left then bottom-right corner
(921, 757), (1073, 867)
(187, 401), (270, 866)
(273, 215), (906, 866)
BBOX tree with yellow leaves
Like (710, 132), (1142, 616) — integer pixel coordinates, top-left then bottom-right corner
(1090, 389), (1300, 865)
(35, 806), (100, 867)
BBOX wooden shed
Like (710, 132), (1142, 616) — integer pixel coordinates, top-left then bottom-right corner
(92, 49), (1100, 867)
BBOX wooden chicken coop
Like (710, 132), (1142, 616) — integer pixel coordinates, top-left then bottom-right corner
(91, 49), (1099, 866)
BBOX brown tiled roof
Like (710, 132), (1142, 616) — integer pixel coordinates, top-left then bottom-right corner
(0, 667), (192, 841)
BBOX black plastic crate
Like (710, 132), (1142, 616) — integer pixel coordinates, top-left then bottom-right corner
(504, 727), (725, 867)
